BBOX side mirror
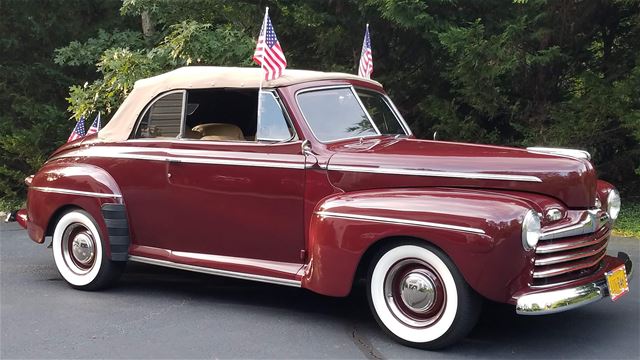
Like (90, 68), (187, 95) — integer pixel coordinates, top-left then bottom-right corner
(301, 140), (313, 155)
(302, 140), (319, 167)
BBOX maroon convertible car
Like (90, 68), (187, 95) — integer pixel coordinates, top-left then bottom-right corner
(13, 67), (631, 349)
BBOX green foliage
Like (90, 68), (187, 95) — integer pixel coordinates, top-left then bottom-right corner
(614, 199), (640, 238)
(60, 14), (255, 121)
(67, 48), (164, 118)
(160, 21), (254, 66)
(0, 0), (136, 210)
(54, 29), (145, 66)
(1, 0), (639, 211)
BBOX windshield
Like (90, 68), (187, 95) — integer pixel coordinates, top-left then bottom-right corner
(297, 87), (406, 142)
(356, 89), (406, 135)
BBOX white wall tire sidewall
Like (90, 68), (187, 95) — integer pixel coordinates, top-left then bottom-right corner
(370, 245), (458, 344)
(52, 211), (103, 287)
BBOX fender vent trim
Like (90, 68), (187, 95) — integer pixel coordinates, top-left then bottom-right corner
(101, 204), (130, 261)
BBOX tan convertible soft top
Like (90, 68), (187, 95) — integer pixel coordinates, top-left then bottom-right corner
(99, 66), (382, 141)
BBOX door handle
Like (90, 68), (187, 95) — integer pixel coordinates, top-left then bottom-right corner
(167, 158), (182, 164)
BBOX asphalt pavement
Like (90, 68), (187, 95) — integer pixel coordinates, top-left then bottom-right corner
(1, 221), (638, 359)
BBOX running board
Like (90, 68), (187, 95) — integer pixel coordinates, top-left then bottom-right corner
(128, 255), (302, 288)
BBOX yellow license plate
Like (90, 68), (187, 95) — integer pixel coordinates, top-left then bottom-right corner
(605, 265), (629, 301)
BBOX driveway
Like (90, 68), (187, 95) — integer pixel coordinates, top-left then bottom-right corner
(1, 221), (638, 359)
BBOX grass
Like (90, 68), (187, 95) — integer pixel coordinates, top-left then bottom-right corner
(613, 199), (640, 238)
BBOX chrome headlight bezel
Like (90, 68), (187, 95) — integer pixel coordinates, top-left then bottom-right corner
(607, 188), (621, 220)
(522, 210), (541, 251)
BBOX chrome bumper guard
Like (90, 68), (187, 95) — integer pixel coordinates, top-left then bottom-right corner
(516, 252), (633, 315)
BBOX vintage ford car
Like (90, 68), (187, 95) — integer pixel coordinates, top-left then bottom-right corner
(13, 67), (632, 349)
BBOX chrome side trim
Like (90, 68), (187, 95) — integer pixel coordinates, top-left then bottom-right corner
(53, 146), (307, 170)
(315, 211), (486, 234)
(128, 255), (302, 287)
(516, 282), (605, 315)
(164, 156), (305, 169)
(30, 186), (122, 199)
(126, 139), (303, 147)
(540, 209), (608, 240)
(326, 164), (543, 183)
(171, 250), (303, 275)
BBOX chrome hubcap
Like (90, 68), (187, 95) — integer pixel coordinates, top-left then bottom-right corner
(71, 232), (95, 266)
(62, 223), (97, 274)
(399, 271), (435, 312)
(384, 259), (446, 327)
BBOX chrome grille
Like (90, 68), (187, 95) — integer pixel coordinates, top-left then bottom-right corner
(532, 210), (610, 287)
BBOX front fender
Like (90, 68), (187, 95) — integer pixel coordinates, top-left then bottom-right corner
(26, 159), (126, 260)
(302, 188), (535, 302)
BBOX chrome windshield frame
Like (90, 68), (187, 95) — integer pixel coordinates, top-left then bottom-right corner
(295, 85), (409, 144)
(353, 86), (413, 137)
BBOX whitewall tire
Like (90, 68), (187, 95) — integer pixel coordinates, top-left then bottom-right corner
(367, 241), (481, 349)
(52, 209), (124, 290)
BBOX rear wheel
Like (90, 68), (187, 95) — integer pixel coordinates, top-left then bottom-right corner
(52, 209), (124, 290)
(367, 241), (481, 349)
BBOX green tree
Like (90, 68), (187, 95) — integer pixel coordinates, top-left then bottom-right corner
(0, 0), (136, 210)
(1, 0), (639, 210)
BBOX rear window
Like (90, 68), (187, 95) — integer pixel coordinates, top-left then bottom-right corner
(136, 91), (184, 138)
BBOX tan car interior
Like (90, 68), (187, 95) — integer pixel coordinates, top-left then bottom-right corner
(190, 123), (246, 141)
(180, 88), (258, 142)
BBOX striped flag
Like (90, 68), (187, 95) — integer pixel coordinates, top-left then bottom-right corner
(67, 117), (86, 142)
(358, 24), (373, 79)
(86, 112), (101, 136)
(253, 9), (287, 80)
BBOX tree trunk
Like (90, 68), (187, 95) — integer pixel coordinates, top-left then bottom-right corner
(141, 10), (155, 39)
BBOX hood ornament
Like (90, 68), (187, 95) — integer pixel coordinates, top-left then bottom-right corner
(527, 147), (591, 160)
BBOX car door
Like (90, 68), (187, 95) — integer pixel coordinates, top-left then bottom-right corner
(165, 91), (306, 266)
(105, 90), (186, 252)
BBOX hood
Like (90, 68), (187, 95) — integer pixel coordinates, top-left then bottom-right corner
(326, 138), (596, 208)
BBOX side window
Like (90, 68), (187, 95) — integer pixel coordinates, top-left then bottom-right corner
(256, 92), (294, 141)
(135, 91), (185, 139)
(183, 88), (297, 143)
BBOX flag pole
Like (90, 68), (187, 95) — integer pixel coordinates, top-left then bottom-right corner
(256, 7), (269, 135)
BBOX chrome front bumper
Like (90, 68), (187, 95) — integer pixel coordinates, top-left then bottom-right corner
(516, 252), (633, 315)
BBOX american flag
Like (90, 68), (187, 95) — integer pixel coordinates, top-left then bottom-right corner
(253, 12), (287, 80)
(86, 112), (101, 136)
(358, 24), (373, 79)
(67, 117), (86, 142)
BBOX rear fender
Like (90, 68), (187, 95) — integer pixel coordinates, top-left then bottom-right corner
(303, 188), (535, 302)
(26, 160), (128, 260)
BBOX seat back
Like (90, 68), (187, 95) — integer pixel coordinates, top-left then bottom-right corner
(181, 129), (202, 139)
(192, 123), (245, 141)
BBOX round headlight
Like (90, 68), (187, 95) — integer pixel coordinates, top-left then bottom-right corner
(607, 189), (621, 220)
(522, 210), (541, 251)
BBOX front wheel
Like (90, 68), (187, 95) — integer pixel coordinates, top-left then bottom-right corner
(52, 209), (124, 290)
(367, 241), (481, 349)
